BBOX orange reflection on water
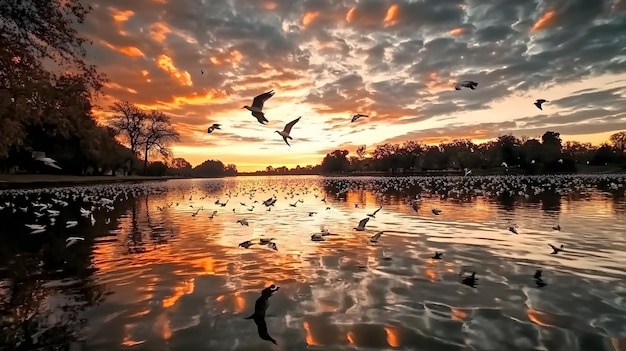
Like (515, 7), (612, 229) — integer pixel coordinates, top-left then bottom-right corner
(121, 324), (145, 347)
(154, 313), (172, 340)
(302, 321), (319, 346)
(424, 268), (438, 282)
(384, 326), (400, 347)
(450, 308), (469, 321)
(162, 279), (195, 309)
(233, 291), (246, 313)
(346, 331), (356, 344)
(527, 308), (555, 327)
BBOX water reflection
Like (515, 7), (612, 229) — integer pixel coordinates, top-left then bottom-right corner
(0, 175), (625, 350)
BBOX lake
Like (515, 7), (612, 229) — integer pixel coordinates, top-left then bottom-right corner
(1, 175), (625, 351)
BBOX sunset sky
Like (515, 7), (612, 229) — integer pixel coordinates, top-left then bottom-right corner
(81, 0), (626, 171)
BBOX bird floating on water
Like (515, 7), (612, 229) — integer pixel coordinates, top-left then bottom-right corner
(243, 90), (274, 124)
(432, 252), (443, 259)
(534, 99), (548, 110)
(351, 114), (368, 122)
(275, 116), (301, 146)
(207, 123), (221, 133)
(548, 244), (564, 254)
(455, 80), (478, 90)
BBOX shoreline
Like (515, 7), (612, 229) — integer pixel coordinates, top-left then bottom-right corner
(0, 174), (183, 190)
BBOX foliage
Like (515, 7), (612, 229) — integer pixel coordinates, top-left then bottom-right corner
(108, 101), (180, 174)
(319, 131), (626, 174)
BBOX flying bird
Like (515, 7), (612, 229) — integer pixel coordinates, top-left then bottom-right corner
(351, 114), (368, 122)
(276, 116), (301, 146)
(534, 99), (548, 110)
(454, 80), (478, 90)
(354, 217), (370, 231)
(548, 244), (564, 254)
(32, 151), (61, 170)
(201, 70), (204, 75)
(367, 206), (383, 218)
(369, 231), (383, 243)
(207, 123), (221, 133)
(243, 90), (275, 124)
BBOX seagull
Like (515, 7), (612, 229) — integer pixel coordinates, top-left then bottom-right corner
(369, 231), (383, 243)
(32, 152), (62, 170)
(534, 99), (548, 110)
(275, 116), (301, 146)
(508, 226), (518, 234)
(243, 90), (275, 124)
(432, 252), (443, 259)
(552, 224), (561, 231)
(207, 123), (221, 133)
(454, 80), (478, 90)
(65, 220), (78, 228)
(65, 237), (84, 248)
(238, 240), (254, 249)
(201, 70), (204, 75)
(237, 219), (249, 226)
(311, 233), (325, 241)
(548, 244), (564, 254)
(367, 206), (383, 218)
(432, 208), (442, 215)
(353, 217), (369, 231)
(351, 114), (368, 122)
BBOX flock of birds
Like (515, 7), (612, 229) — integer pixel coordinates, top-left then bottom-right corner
(206, 83), (551, 146)
(0, 174), (624, 346)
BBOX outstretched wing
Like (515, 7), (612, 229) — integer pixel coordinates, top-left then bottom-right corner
(251, 90), (275, 109)
(373, 206), (382, 215)
(282, 116), (301, 134)
(548, 243), (557, 250)
(358, 217), (369, 228)
(371, 231), (383, 241)
(282, 136), (290, 147)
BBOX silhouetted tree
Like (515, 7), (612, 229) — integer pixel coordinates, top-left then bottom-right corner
(609, 131), (626, 156)
(321, 150), (350, 173)
(139, 111), (180, 174)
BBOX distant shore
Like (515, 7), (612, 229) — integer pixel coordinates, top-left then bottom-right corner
(0, 174), (182, 190)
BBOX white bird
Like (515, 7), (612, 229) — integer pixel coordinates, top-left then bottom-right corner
(534, 99), (548, 110)
(275, 116), (301, 146)
(501, 162), (508, 168)
(32, 151), (62, 170)
(454, 80), (478, 90)
(557, 158), (563, 163)
(65, 220), (78, 228)
(353, 217), (369, 231)
(25, 224), (46, 233)
(243, 90), (275, 124)
(351, 114), (368, 122)
(65, 237), (84, 247)
(370, 231), (383, 243)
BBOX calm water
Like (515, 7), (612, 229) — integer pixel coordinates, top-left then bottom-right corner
(1, 175), (625, 351)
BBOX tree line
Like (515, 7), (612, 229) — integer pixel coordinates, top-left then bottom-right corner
(320, 131), (626, 174)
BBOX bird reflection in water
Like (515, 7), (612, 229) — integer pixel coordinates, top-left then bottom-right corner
(244, 284), (280, 345)
(460, 271), (478, 288)
(534, 269), (548, 288)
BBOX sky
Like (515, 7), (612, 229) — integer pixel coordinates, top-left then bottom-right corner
(80, 0), (626, 172)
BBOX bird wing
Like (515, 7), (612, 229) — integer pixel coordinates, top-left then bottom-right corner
(252, 111), (268, 124)
(251, 90), (275, 109)
(371, 231), (383, 240)
(454, 83), (462, 90)
(282, 136), (290, 146)
(282, 116), (301, 134)
(252, 316), (277, 344)
(351, 115), (358, 122)
(358, 217), (369, 228)
(373, 206), (382, 215)
(548, 244), (557, 250)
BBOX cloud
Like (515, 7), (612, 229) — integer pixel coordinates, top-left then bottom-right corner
(77, 0), (626, 169)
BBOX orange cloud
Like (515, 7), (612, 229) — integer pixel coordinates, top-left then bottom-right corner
(104, 82), (138, 94)
(111, 9), (134, 23)
(302, 11), (320, 26)
(156, 54), (193, 86)
(531, 10), (557, 32)
(383, 4), (399, 26)
(346, 7), (356, 22)
(209, 50), (243, 67)
(264, 1), (277, 10)
(449, 27), (465, 36)
(150, 22), (171, 42)
(99, 40), (145, 57)
(425, 72), (456, 92)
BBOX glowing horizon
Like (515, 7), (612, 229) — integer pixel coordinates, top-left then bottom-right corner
(82, 0), (626, 172)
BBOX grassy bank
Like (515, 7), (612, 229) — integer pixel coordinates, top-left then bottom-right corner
(0, 174), (181, 190)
